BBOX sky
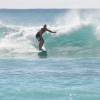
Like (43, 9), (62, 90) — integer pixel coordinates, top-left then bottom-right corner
(0, 0), (100, 9)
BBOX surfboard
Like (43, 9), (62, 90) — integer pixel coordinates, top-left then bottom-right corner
(38, 50), (47, 58)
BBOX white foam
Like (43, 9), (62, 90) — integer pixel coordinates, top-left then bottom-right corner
(0, 25), (40, 55)
(52, 10), (91, 36)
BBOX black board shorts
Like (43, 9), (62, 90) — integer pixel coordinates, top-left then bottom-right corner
(36, 34), (42, 41)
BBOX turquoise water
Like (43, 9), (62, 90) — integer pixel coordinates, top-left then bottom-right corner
(0, 9), (100, 100)
(0, 58), (100, 100)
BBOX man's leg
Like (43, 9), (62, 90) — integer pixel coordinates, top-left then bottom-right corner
(39, 38), (44, 50)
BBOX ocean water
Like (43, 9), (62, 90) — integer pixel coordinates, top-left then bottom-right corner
(0, 9), (100, 100)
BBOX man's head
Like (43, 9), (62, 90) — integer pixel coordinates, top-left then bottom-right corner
(43, 24), (47, 28)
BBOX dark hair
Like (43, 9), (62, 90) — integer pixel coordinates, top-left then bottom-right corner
(43, 24), (47, 28)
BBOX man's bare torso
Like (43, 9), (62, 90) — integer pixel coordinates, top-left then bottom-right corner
(37, 28), (46, 36)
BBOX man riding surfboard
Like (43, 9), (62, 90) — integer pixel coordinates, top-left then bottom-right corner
(36, 24), (56, 51)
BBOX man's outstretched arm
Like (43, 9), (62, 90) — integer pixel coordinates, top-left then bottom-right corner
(46, 28), (56, 33)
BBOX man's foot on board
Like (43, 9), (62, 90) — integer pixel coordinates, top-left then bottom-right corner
(39, 48), (46, 52)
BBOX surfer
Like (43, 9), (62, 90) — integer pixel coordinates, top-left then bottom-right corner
(36, 24), (56, 51)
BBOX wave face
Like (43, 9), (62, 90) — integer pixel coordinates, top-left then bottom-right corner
(0, 9), (100, 58)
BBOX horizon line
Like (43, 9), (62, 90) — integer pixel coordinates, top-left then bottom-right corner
(0, 8), (99, 10)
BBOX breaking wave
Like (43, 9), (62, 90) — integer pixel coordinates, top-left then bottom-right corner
(0, 10), (100, 58)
